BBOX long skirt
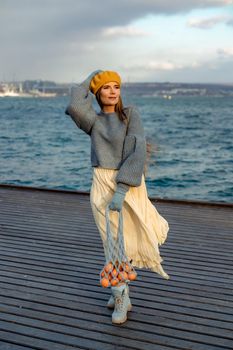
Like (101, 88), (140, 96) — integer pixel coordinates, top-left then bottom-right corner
(90, 167), (170, 279)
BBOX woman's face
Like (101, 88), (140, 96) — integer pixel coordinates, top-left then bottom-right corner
(99, 81), (120, 107)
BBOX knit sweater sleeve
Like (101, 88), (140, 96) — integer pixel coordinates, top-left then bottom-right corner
(65, 82), (97, 135)
(115, 106), (147, 192)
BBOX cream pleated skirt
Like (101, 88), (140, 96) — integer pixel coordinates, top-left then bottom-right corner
(90, 167), (170, 279)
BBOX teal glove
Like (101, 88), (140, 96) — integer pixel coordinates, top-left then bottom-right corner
(109, 184), (129, 212)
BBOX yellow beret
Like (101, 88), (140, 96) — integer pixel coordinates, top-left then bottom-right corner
(90, 71), (121, 95)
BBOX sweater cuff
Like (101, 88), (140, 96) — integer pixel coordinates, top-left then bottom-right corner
(116, 182), (130, 194)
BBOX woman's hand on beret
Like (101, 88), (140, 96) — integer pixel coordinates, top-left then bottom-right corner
(81, 70), (103, 90)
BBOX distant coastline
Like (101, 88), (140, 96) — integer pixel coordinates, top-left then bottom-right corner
(1, 80), (233, 97)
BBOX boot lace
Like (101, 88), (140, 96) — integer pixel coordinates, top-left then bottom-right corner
(114, 289), (127, 312)
(115, 296), (124, 311)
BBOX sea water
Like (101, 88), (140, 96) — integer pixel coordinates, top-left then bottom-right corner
(0, 87), (232, 203)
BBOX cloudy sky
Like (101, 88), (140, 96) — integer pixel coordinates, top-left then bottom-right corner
(1, 0), (233, 83)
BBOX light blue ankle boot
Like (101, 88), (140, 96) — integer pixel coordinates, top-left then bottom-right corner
(111, 284), (132, 324)
(107, 294), (115, 309)
(107, 284), (131, 309)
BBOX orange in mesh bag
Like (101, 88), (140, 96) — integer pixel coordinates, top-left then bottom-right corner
(100, 205), (137, 288)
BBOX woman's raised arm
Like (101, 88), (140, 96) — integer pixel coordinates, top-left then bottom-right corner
(65, 70), (102, 135)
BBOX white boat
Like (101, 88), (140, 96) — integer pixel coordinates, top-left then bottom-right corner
(0, 89), (20, 97)
(0, 87), (56, 98)
(163, 94), (172, 100)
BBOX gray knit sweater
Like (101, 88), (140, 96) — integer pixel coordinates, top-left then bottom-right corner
(65, 82), (147, 192)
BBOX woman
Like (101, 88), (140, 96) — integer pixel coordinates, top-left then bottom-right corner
(65, 70), (169, 325)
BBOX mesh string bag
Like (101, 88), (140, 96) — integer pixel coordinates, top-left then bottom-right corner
(99, 205), (137, 288)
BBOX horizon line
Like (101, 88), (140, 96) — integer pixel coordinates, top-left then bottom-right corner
(1, 80), (233, 86)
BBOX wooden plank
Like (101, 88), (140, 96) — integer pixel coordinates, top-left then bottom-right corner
(0, 291), (232, 335)
(1, 245), (233, 278)
(0, 278), (233, 323)
(0, 329), (129, 350)
(0, 234), (233, 264)
(0, 244), (232, 287)
(0, 341), (33, 350)
(0, 307), (231, 350)
(0, 229), (233, 260)
(0, 269), (232, 312)
(0, 261), (232, 304)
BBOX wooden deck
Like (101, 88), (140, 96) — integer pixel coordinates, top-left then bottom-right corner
(0, 184), (232, 350)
